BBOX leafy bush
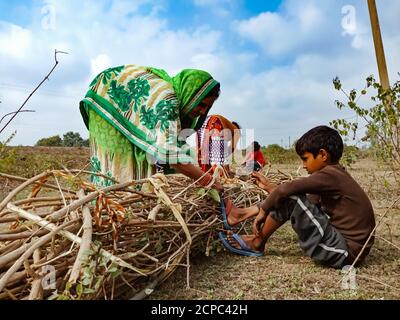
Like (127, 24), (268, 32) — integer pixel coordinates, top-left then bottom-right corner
(36, 135), (63, 146)
(341, 145), (359, 167)
(35, 132), (89, 147)
(62, 131), (89, 147)
(262, 144), (299, 164)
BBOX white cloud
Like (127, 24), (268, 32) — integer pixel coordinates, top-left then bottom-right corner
(0, 22), (32, 59)
(0, 0), (224, 145)
(235, 0), (376, 58)
(91, 54), (112, 77)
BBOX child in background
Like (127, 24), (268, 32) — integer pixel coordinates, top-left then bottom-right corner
(243, 141), (266, 172)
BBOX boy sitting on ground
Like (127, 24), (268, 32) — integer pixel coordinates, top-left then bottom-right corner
(220, 125), (375, 268)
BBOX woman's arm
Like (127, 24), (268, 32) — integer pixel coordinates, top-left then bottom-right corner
(170, 163), (224, 192)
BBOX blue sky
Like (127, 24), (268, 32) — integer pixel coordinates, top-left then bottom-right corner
(1, 0), (400, 148)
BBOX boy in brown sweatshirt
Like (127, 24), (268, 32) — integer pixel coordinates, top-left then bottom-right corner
(219, 125), (375, 268)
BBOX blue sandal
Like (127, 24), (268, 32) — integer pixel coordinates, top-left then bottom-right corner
(218, 231), (264, 257)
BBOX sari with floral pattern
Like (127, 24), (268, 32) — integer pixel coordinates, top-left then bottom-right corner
(80, 64), (219, 185)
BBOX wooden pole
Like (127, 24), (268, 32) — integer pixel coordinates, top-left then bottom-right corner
(367, 0), (390, 90)
(367, 0), (399, 152)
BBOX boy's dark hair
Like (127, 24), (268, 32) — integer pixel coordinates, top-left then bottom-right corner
(253, 141), (261, 151)
(232, 121), (241, 130)
(295, 126), (343, 163)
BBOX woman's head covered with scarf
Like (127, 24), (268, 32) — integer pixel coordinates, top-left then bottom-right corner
(149, 67), (220, 130)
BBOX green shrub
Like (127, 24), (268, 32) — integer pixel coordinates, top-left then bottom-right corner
(36, 135), (63, 146)
(262, 144), (299, 164)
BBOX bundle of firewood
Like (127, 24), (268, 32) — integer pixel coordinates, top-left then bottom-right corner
(0, 167), (290, 300)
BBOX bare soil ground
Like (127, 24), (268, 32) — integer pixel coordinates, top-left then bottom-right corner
(1, 148), (399, 299)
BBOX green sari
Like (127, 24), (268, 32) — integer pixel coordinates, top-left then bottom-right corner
(80, 64), (219, 185)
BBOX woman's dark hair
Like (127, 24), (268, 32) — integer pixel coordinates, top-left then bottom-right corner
(253, 141), (261, 151)
(295, 125), (343, 163)
(232, 121), (241, 130)
(205, 83), (221, 99)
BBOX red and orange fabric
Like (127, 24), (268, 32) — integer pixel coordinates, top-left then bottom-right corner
(196, 115), (240, 174)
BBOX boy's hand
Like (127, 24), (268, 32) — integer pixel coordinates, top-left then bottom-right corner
(251, 171), (276, 193)
(253, 209), (267, 235)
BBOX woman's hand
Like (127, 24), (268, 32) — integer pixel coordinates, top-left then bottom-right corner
(251, 171), (276, 193)
(253, 208), (267, 235)
(171, 163), (224, 193)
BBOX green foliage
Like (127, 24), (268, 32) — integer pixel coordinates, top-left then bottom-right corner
(52, 244), (122, 300)
(330, 75), (400, 172)
(35, 135), (63, 146)
(341, 145), (359, 167)
(207, 188), (221, 203)
(0, 130), (16, 158)
(62, 131), (88, 147)
(35, 132), (89, 147)
(262, 144), (299, 164)
(0, 131), (18, 177)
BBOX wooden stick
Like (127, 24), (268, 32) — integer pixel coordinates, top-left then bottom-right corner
(149, 176), (192, 244)
(0, 172), (75, 199)
(7, 203), (147, 276)
(0, 171), (52, 216)
(68, 190), (93, 284)
(0, 240), (23, 255)
(48, 180), (139, 222)
(147, 204), (161, 222)
(0, 229), (49, 241)
(0, 241), (36, 269)
(367, 0), (390, 90)
(129, 278), (160, 300)
(0, 219), (77, 292)
(28, 248), (43, 300)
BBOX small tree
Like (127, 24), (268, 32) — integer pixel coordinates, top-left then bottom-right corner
(331, 75), (400, 180)
(62, 131), (85, 147)
(36, 135), (63, 147)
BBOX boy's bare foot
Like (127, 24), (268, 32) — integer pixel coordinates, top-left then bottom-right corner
(224, 199), (260, 227)
(226, 230), (264, 252)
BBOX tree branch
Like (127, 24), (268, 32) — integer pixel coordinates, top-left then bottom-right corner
(0, 50), (68, 135)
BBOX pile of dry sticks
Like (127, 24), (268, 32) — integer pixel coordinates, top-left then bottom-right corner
(0, 167), (292, 300)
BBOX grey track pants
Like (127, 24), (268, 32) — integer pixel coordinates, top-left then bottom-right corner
(269, 195), (349, 268)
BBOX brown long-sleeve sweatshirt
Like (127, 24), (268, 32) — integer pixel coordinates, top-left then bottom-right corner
(261, 164), (375, 263)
